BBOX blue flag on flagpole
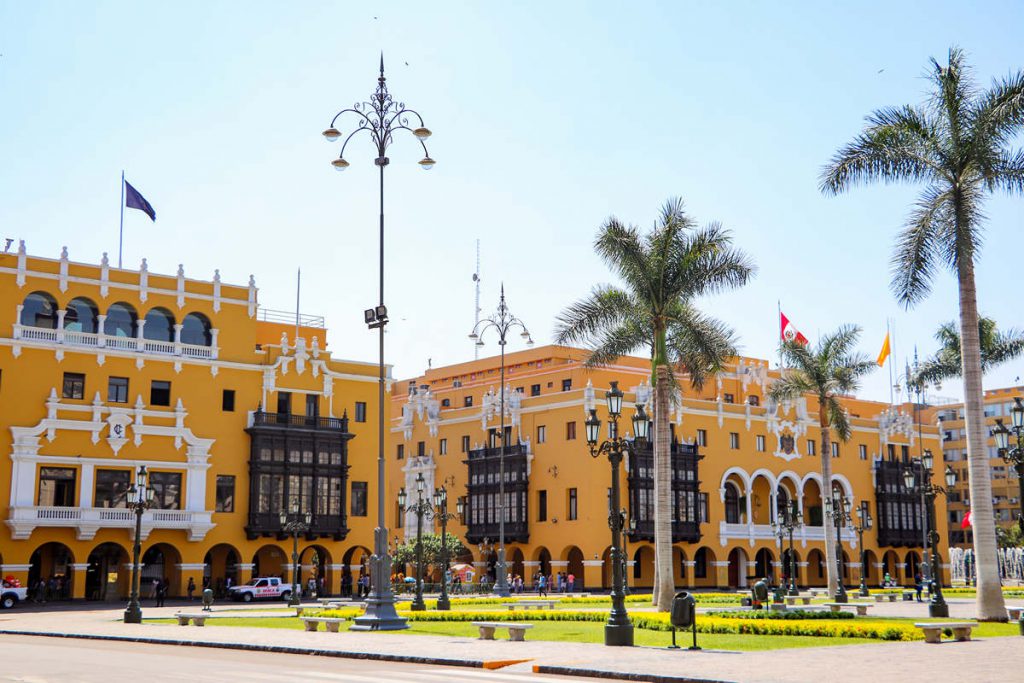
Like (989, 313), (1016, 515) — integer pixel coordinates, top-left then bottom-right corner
(124, 180), (156, 221)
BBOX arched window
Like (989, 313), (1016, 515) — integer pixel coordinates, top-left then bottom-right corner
(143, 307), (175, 342)
(105, 302), (138, 338)
(20, 291), (58, 328)
(725, 483), (741, 524)
(180, 312), (211, 346)
(64, 297), (100, 333)
(776, 486), (791, 521)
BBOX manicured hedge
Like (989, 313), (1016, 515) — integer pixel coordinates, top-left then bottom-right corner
(705, 609), (855, 621)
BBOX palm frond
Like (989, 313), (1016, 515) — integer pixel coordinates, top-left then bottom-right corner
(554, 285), (635, 347)
(664, 303), (738, 391)
(890, 185), (948, 307)
(826, 396), (852, 441)
(583, 316), (650, 368)
(594, 219), (654, 305)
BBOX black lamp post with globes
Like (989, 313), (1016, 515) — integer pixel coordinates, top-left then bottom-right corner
(903, 450), (956, 618)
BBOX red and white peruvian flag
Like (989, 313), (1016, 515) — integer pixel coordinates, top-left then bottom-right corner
(780, 311), (809, 345)
(961, 510), (972, 529)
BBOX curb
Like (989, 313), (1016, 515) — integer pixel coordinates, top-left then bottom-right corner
(0, 629), (484, 669)
(532, 665), (737, 683)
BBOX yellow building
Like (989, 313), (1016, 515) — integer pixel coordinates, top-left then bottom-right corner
(931, 386), (1024, 548)
(390, 346), (950, 591)
(0, 243), (380, 600)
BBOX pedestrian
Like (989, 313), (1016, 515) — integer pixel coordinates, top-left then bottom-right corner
(150, 577), (160, 601)
(883, 571), (892, 588)
(538, 573), (548, 598)
(567, 573), (575, 593)
(453, 575), (462, 594)
(914, 572), (923, 602)
(341, 572), (352, 598)
(187, 577), (196, 601)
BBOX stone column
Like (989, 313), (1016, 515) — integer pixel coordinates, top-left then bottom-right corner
(235, 562), (255, 585)
(326, 563), (345, 596)
(70, 563), (90, 600)
(177, 563), (207, 600)
(712, 560), (730, 589)
(582, 559), (603, 592)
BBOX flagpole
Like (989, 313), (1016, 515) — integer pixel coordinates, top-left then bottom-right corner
(777, 299), (783, 370)
(295, 268), (301, 340)
(888, 318), (895, 406)
(118, 171), (125, 269)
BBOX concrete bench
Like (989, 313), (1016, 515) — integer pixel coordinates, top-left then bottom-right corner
(785, 595), (813, 606)
(505, 600), (557, 610)
(174, 613), (208, 627)
(913, 622), (977, 644)
(1007, 606), (1023, 620)
(300, 616), (347, 632)
(808, 588), (827, 597)
(471, 621), (534, 641)
(823, 602), (873, 616)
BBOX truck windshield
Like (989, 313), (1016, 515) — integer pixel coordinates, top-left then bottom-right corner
(246, 579), (261, 586)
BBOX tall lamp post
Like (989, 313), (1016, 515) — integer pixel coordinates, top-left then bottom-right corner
(771, 500), (802, 596)
(325, 57), (433, 631)
(904, 451), (957, 617)
(468, 285), (533, 597)
(994, 397), (1024, 534)
(905, 354), (941, 580)
(824, 492), (852, 604)
(852, 507), (873, 597)
(398, 473), (431, 612)
(279, 507), (312, 607)
(432, 486), (459, 611)
(584, 380), (650, 647)
(123, 465), (154, 624)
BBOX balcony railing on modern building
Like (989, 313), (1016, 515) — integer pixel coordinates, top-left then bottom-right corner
(874, 459), (926, 548)
(12, 323), (217, 359)
(5, 505), (215, 541)
(627, 440), (703, 543)
(250, 410), (349, 431)
(464, 441), (530, 545)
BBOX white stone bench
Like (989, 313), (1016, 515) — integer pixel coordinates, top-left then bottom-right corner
(472, 621), (534, 641)
(785, 595), (813, 606)
(300, 616), (347, 632)
(505, 600), (557, 610)
(808, 588), (827, 597)
(823, 602), (873, 616)
(913, 622), (977, 644)
(174, 613), (208, 626)
(1007, 606), (1023, 620)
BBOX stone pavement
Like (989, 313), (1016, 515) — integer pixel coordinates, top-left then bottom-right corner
(1, 599), (1021, 682)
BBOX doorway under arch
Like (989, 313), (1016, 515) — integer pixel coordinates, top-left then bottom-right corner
(28, 542), (75, 601)
(727, 547), (749, 588)
(85, 542), (129, 601)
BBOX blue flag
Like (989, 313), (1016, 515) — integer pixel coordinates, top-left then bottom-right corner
(124, 180), (156, 221)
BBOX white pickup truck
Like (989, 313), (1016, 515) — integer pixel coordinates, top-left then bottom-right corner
(227, 577), (293, 602)
(1, 583), (28, 609)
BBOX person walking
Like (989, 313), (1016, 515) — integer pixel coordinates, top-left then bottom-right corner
(567, 573), (575, 593)
(914, 572), (923, 602)
(538, 573), (548, 598)
(187, 577), (196, 601)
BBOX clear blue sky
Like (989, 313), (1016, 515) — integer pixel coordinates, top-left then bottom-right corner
(2, 1), (1022, 403)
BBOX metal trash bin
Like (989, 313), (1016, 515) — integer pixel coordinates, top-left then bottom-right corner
(668, 591), (700, 650)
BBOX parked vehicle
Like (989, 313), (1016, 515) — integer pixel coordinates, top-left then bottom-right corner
(227, 577), (292, 602)
(1, 582), (27, 609)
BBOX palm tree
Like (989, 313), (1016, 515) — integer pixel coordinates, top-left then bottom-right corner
(914, 317), (1024, 385)
(555, 198), (754, 611)
(769, 326), (877, 598)
(821, 47), (1024, 620)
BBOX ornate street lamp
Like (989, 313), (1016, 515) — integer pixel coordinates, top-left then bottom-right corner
(853, 507), (873, 597)
(771, 500), (802, 596)
(468, 285), (533, 598)
(398, 473), (431, 611)
(585, 381), (649, 647)
(903, 453), (957, 617)
(279, 506), (312, 607)
(824, 492), (852, 603)
(995, 396), (1024, 534)
(903, 355), (942, 580)
(326, 56), (433, 631)
(123, 465), (154, 624)
(432, 486), (459, 611)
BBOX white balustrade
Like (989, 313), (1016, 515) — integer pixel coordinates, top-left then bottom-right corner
(12, 324), (214, 359)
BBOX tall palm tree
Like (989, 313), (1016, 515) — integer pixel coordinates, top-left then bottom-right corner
(821, 47), (1024, 620)
(555, 198), (754, 611)
(914, 317), (1024, 385)
(769, 326), (877, 598)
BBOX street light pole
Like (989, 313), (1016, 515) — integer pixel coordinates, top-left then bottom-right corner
(994, 397), (1024, 535)
(824, 492), (851, 603)
(905, 453), (957, 617)
(853, 508), (873, 597)
(398, 473), (430, 612)
(325, 57), (434, 632)
(279, 507), (312, 607)
(433, 486), (458, 611)
(585, 381), (650, 647)
(123, 465), (154, 624)
(469, 286), (533, 598)
(772, 500), (802, 596)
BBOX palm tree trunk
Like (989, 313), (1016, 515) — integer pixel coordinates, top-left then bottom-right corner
(957, 255), (1007, 621)
(654, 364), (674, 611)
(819, 409), (839, 597)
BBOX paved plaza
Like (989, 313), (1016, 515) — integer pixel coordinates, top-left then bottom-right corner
(1, 598), (1021, 682)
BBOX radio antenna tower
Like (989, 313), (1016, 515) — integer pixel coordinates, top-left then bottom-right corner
(473, 239), (481, 359)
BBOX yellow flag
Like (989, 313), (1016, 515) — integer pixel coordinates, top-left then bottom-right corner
(876, 332), (891, 367)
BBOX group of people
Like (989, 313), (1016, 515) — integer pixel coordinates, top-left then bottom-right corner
(340, 572), (371, 598)
(148, 576), (171, 606)
(495, 571), (576, 596)
(30, 575), (68, 603)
